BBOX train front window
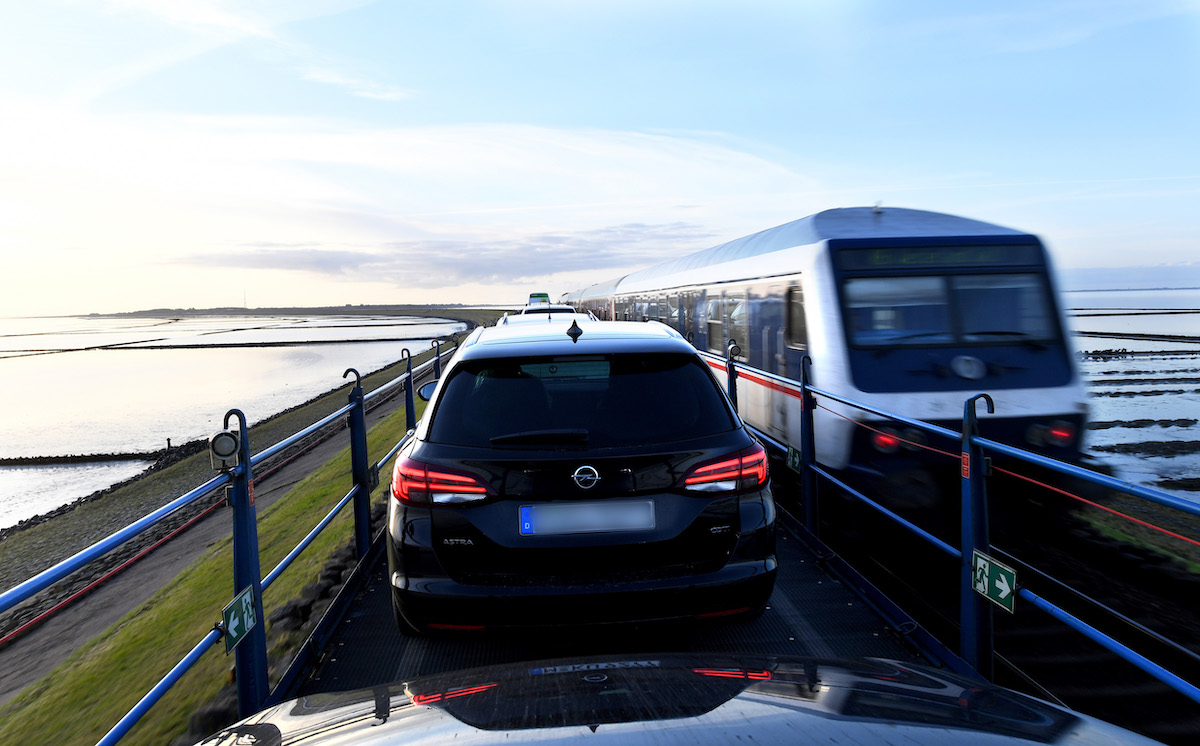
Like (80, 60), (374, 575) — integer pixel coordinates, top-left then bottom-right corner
(952, 274), (1055, 342)
(844, 273), (1056, 347)
(845, 277), (952, 346)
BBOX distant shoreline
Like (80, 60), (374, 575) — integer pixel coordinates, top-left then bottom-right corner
(1, 305), (511, 327)
(0, 453), (159, 466)
(1062, 286), (1200, 293)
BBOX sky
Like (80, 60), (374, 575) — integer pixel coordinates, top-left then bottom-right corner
(1, 0), (1199, 317)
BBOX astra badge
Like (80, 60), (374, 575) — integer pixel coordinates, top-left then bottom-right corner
(572, 465), (601, 490)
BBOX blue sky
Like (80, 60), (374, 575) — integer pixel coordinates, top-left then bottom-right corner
(1, 1), (1198, 316)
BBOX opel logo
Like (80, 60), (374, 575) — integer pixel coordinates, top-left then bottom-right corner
(572, 465), (601, 490)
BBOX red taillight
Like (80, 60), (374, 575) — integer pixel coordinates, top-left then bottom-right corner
(871, 428), (901, 454)
(680, 443), (769, 493)
(1026, 420), (1077, 448)
(1046, 421), (1076, 447)
(392, 457), (490, 506)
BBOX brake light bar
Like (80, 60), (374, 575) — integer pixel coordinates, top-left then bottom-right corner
(392, 457), (491, 506)
(680, 443), (768, 493)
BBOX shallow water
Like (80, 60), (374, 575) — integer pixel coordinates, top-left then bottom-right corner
(2, 298), (1197, 531)
(0, 314), (464, 529)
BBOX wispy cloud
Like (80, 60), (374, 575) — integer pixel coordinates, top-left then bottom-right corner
(188, 222), (717, 288)
(55, 1), (392, 105)
(893, 0), (1197, 55)
(94, 0), (372, 39)
(302, 67), (413, 101)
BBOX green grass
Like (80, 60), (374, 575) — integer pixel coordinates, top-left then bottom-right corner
(0, 398), (422, 745)
(1077, 501), (1200, 575)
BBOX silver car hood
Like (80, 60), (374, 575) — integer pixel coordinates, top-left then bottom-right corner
(196, 653), (1160, 745)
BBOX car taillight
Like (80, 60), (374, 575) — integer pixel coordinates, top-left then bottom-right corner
(392, 457), (491, 506)
(680, 443), (768, 493)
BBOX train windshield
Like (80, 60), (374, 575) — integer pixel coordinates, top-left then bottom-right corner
(844, 273), (1057, 347)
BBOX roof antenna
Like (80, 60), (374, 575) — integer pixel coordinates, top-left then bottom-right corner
(566, 320), (583, 343)
(873, 201), (883, 214)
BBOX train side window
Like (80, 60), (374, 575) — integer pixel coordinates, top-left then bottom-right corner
(786, 287), (808, 349)
(728, 292), (748, 361)
(706, 297), (723, 354)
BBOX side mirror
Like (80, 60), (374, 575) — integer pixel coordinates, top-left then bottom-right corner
(418, 381), (438, 401)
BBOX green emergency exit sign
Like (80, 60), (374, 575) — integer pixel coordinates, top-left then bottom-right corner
(972, 550), (1017, 613)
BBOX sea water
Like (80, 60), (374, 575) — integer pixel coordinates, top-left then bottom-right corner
(0, 314), (465, 529)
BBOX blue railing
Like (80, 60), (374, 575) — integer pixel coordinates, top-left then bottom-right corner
(5, 336), (1197, 743)
(0, 343), (453, 745)
(704, 347), (1200, 706)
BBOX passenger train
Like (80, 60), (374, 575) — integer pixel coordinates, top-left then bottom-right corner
(563, 206), (1089, 512)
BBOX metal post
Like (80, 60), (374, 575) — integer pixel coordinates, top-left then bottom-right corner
(226, 409), (269, 716)
(431, 339), (443, 378)
(344, 369), (374, 559)
(725, 341), (739, 412)
(799, 356), (818, 534)
(401, 349), (416, 431)
(960, 393), (995, 679)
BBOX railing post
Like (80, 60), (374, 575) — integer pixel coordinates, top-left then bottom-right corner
(799, 356), (818, 534)
(226, 409), (269, 717)
(725, 341), (739, 411)
(960, 393), (995, 680)
(344, 369), (375, 559)
(431, 338), (443, 378)
(401, 349), (416, 431)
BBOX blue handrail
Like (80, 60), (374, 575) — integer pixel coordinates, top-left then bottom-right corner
(7, 337), (1195, 742)
(0, 473), (231, 615)
(0, 342), (455, 745)
(707, 350), (1200, 708)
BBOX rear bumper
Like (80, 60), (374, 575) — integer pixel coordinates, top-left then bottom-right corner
(389, 555), (777, 631)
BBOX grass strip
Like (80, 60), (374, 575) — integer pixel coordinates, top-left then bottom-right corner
(0, 393), (422, 745)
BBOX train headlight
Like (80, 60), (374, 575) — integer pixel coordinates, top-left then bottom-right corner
(900, 428), (926, 451)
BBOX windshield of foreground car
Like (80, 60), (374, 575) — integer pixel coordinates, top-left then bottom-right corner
(427, 353), (737, 448)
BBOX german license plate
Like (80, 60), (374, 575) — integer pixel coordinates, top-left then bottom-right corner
(519, 500), (655, 536)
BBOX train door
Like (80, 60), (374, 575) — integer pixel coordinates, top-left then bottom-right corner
(752, 283), (787, 435)
(785, 285), (809, 377)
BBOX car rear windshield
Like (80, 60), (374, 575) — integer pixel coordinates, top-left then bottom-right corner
(427, 353), (737, 448)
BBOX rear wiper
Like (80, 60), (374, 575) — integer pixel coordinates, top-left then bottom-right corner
(490, 429), (590, 445)
(889, 331), (952, 342)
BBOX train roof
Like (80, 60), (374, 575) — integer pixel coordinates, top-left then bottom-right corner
(603, 206), (1035, 296)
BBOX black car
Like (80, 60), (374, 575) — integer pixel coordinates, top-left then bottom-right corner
(386, 319), (776, 635)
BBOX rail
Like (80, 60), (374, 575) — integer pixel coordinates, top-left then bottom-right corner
(701, 347), (1200, 707)
(0, 342), (455, 745)
(4, 336), (1196, 742)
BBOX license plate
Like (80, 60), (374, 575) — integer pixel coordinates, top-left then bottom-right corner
(519, 500), (655, 536)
